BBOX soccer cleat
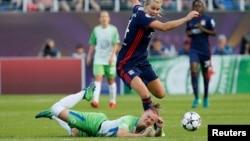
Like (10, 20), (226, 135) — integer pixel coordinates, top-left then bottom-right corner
(203, 98), (209, 108)
(91, 101), (99, 108)
(83, 82), (96, 101)
(35, 109), (52, 119)
(191, 99), (201, 108)
(109, 103), (116, 109)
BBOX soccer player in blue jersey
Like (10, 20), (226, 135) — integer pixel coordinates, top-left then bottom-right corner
(186, 0), (217, 108)
(116, 0), (199, 111)
(35, 83), (164, 137)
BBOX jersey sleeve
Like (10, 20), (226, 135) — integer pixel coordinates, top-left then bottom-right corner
(118, 116), (138, 131)
(133, 5), (143, 13)
(136, 12), (155, 28)
(112, 26), (120, 44)
(89, 27), (97, 45)
(118, 118), (131, 131)
(132, 5), (154, 28)
(207, 18), (216, 30)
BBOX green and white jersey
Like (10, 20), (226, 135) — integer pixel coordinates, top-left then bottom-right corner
(89, 24), (120, 65)
(67, 110), (108, 137)
(97, 115), (139, 137)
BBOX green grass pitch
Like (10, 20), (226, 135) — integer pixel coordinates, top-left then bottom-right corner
(0, 94), (250, 141)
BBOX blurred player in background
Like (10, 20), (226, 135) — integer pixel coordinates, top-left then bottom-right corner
(186, 0), (217, 108)
(87, 10), (120, 109)
(116, 0), (199, 112)
(35, 83), (164, 137)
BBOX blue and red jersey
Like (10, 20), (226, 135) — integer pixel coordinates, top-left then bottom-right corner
(186, 14), (216, 56)
(117, 5), (155, 67)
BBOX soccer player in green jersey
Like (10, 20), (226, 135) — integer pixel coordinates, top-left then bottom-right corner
(35, 83), (164, 137)
(87, 10), (120, 109)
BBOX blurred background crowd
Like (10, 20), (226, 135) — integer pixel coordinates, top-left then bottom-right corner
(0, 0), (250, 59)
(1, 0), (250, 12)
(0, 0), (250, 95)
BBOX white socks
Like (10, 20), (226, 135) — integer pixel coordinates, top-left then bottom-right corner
(109, 83), (117, 104)
(93, 81), (101, 103)
(52, 115), (72, 135)
(51, 90), (85, 117)
(92, 81), (117, 104)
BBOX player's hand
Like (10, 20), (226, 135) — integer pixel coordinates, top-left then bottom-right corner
(156, 117), (164, 128)
(187, 30), (192, 36)
(198, 23), (205, 31)
(186, 10), (199, 21)
(108, 58), (113, 65)
(148, 129), (156, 137)
(142, 127), (154, 137)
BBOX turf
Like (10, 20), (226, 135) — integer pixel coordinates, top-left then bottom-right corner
(0, 94), (250, 141)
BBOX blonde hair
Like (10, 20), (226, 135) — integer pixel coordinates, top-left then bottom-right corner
(144, 0), (163, 17)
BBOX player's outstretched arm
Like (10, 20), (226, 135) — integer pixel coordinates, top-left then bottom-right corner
(129, 0), (141, 7)
(149, 11), (199, 32)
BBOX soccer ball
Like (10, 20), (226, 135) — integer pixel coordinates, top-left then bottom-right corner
(181, 111), (201, 131)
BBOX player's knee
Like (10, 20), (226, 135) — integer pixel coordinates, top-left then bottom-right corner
(51, 104), (65, 117)
(153, 93), (165, 99)
(159, 93), (166, 99)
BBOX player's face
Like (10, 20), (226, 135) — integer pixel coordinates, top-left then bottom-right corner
(218, 38), (226, 48)
(77, 48), (84, 54)
(141, 110), (158, 127)
(193, 1), (203, 14)
(145, 2), (161, 18)
(47, 40), (55, 48)
(99, 12), (110, 27)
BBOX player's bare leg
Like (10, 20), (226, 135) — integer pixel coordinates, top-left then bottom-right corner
(35, 82), (95, 119)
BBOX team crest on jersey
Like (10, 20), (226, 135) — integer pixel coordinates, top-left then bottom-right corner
(148, 32), (155, 38)
(70, 119), (76, 124)
(200, 20), (206, 26)
(128, 70), (135, 75)
(100, 39), (110, 49)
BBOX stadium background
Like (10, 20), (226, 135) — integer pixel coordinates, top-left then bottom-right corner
(0, 2), (250, 95)
(0, 1), (250, 141)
